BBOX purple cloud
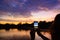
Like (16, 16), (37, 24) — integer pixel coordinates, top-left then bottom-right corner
(0, 0), (60, 17)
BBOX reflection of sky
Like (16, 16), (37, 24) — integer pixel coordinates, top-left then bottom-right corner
(0, 29), (30, 37)
(0, 0), (60, 24)
(0, 29), (51, 40)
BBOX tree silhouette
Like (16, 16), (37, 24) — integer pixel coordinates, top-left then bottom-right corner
(0, 21), (53, 31)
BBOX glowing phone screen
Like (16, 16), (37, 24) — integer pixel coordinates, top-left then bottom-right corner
(34, 21), (38, 28)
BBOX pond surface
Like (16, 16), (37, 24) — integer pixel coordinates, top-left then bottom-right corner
(0, 29), (51, 40)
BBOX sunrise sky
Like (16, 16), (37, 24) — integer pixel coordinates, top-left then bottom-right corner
(0, 0), (60, 24)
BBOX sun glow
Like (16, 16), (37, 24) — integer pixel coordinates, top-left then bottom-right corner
(31, 11), (57, 21)
(0, 10), (59, 24)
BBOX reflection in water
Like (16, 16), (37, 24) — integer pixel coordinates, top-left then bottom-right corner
(0, 29), (30, 37)
(0, 29), (31, 40)
(0, 29), (51, 40)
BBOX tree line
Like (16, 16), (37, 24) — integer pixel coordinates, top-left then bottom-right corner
(0, 21), (53, 31)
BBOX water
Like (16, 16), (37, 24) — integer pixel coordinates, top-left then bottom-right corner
(0, 29), (51, 40)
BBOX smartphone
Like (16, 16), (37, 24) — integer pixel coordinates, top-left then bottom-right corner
(34, 21), (38, 29)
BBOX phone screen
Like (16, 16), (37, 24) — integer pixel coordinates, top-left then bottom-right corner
(34, 21), (38, 29)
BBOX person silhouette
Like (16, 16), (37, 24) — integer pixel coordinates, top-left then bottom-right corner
(30, 21), (38, 40)
(30, 29), (35, 40)
(37, 14), (60, 40)
(37, 28), (50, 40)
(49, 14), (60, 40)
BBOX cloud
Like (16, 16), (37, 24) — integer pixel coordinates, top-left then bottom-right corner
(0, 0), (60, 17)
(0, 18), (19, 22)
